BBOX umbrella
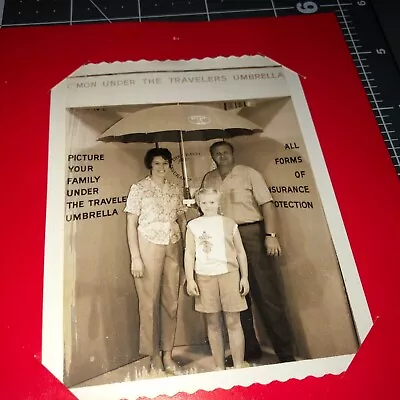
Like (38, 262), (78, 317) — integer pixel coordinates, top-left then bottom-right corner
(97, 104), (263, 202)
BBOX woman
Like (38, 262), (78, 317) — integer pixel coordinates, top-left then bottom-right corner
(124, 148), (187, 373)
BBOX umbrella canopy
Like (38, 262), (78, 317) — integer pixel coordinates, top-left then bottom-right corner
(98, 104), (263, 203)
(97, 104), (263, 143)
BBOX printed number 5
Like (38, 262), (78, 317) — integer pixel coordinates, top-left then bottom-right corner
(296, 1), (318, 14)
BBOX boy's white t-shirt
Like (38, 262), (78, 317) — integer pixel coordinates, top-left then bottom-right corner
(187, 215), (239, 276)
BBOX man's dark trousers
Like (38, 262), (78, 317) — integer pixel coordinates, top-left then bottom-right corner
(238, 221), (295, 362)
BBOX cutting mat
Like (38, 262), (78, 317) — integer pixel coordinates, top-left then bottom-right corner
(1, 0), (399, 176)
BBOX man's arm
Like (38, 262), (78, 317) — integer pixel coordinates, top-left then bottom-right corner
(261, 201), (282, 256)
(262, 200), (278, 233)
(248, 167), (282, 256)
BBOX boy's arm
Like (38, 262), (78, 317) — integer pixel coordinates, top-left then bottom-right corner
(184, 228), (199, 296)
(184, 228), (196, 282)
(233, 227), (249, 296)
(233, 228), (248, 279)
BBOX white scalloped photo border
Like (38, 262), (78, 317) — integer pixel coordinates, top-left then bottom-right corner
(68, 55), (280, 77)
(42, 55), (372, 400)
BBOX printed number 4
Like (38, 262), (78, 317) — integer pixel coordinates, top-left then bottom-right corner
(296, 1), (318, 14)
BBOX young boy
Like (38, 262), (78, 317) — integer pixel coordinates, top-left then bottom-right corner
(184, 188), (250, 370)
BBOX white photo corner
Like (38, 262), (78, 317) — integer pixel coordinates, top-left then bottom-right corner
(41, 56), (372, 400)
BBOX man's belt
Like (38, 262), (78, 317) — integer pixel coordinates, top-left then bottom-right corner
(238, 220), (262, 227)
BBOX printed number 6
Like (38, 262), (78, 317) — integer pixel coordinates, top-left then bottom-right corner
(296, 1), (318, 14)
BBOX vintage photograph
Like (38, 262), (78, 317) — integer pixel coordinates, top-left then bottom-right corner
(42, 57), (372, 399)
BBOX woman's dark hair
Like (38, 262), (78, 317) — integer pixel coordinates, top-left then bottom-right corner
(144, 147), (173, 169)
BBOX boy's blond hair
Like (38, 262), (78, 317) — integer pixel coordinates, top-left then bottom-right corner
(194, 188), (221, 207)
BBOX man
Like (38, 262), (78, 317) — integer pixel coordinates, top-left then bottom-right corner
(201, 140), (295, 363)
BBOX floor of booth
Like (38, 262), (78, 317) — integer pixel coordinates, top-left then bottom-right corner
(73, 344), (279, 387)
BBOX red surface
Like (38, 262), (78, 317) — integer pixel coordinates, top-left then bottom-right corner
(0, 14), (399, 399)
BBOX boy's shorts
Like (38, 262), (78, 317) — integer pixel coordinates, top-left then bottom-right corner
(195, 269), (248, 313)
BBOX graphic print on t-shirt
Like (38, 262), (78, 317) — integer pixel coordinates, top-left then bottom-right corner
(199, 230), (213, 253)
(188, 215), (239, 276)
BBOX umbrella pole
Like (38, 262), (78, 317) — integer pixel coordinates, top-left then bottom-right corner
(179, 131), (191, 199)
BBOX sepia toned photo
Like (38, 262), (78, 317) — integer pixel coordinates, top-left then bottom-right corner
(42, 56), (372, 400)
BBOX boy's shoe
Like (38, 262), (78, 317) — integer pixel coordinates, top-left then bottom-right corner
(163, 359), (183, 376)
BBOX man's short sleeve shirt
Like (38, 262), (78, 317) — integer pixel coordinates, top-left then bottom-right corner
(202, 165), (272, 224)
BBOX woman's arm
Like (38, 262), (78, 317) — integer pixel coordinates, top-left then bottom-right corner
(126, 213), (144, 278)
